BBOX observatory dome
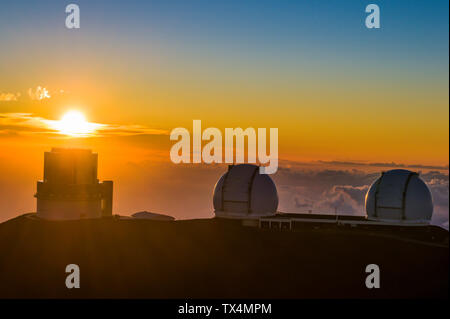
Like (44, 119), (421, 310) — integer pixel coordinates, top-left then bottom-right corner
(213, 164), (278, 219)
(365, 169), (433, 224)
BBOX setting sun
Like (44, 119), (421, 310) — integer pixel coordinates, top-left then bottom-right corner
(52, 110), (100, 137)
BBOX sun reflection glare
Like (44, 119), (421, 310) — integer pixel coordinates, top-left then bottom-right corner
(51, 110), (101, 137)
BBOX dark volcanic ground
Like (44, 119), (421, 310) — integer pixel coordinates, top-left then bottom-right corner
(0, 214), (448, 298)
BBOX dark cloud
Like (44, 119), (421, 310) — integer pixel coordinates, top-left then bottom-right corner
(318, 160), (448, 171)
(294, 197), (313, 209)
(333, 185), (369, 206)
(316, 192), (358, 214)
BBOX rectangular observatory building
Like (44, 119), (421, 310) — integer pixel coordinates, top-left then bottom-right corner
(35, 148), (113, 220)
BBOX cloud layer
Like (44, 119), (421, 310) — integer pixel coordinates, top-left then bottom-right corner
(0, 112), (168, 137)
(0, 92), (21, 102)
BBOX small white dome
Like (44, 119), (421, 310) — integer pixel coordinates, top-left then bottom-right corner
(213, 164), (278, 219)
(365, 169), (433, 224)
(131, 211), (175, 221)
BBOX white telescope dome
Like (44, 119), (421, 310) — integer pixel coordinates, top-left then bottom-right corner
(365, 169), (433, 224)
(213, 164), (278, 219)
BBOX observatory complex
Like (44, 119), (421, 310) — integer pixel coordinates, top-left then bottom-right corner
(32, 149), (435, 229)
(213, 164), (435, 230)
(5, 152), (443, 299)
(35, 148), (113, 220)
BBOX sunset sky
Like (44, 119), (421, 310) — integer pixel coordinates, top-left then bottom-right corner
(0, 1), (448, 225)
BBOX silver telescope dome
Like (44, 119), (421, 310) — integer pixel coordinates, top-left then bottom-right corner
(213, 164), (278, 219)
(365, 169), (433, 224)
